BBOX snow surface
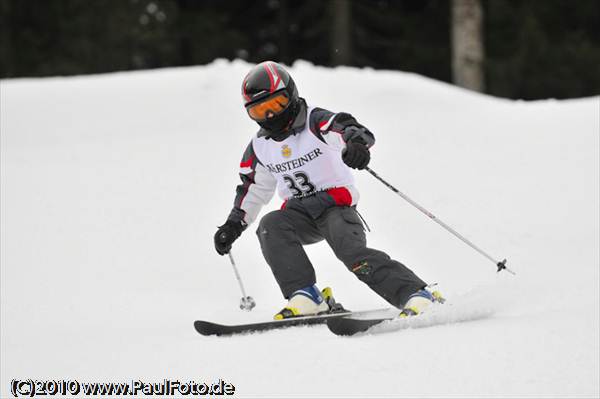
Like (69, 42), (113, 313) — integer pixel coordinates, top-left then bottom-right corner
(1, 59), (599, 398)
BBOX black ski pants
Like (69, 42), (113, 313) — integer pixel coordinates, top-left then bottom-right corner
(256, 205), (426, 308)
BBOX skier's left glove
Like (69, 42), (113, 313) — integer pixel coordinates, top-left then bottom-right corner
(342, 141), (371, 170)
(214, 220), (245, 255)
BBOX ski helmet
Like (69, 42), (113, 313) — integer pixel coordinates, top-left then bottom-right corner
(241, 61), (300, 133)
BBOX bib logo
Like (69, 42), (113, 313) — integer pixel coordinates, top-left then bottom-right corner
(281, 145), (292, 158)
(266, 148), (324, 174)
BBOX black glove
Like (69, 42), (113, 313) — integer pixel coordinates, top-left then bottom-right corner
(214, 220), (244, 255)
(342, 141), (371, 170)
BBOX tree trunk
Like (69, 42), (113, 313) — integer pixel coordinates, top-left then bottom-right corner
(451, 0), (485, 92)
(331, 0), (352, 66)
(0, 0), (13, 77)
(278, 0), (289, 64)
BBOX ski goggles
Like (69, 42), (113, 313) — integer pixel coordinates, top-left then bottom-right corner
(245, 91), (291, 122)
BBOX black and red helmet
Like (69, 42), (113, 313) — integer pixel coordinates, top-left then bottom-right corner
(241, 61), (300, 133)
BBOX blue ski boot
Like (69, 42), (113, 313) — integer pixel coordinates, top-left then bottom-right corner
(274, 285), (340, 320)
(400, 288), (445, 317)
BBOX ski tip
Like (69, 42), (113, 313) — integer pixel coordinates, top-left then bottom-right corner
(194, 320), (223, 336)
(326, 318), (358, 336)
(327, 317), (383, 336)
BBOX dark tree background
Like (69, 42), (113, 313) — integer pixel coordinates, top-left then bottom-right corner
(1, 0), (599, 100)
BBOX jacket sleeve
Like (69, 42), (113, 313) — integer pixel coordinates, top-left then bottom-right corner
(308, 108), (375, 151)
(227, 141), (277, 226)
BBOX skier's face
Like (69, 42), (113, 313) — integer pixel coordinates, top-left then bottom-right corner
(246, 92), (291, 122)
(255, 98), (299, 136)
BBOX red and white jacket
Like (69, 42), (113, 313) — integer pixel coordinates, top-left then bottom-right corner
(227, 100), (375, 226)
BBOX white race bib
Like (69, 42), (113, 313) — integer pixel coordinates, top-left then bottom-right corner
(252, 107), (358, 202)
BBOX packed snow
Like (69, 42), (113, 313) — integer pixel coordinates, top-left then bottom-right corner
(1, 59), (598, 397)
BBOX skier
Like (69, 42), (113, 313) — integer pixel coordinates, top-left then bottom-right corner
(214, 61), (442, 319)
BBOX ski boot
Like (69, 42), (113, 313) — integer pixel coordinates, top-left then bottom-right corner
(399, 287), (445, 318)
(274, 285), (346, 320)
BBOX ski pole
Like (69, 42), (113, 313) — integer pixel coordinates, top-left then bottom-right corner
(226, 251), (256, 311)
(364, 166), (514, 275)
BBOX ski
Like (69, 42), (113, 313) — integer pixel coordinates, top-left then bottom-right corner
(194, 308), (391, 336)
(327, 315), (395, 336)
(327, 300), (497, 336)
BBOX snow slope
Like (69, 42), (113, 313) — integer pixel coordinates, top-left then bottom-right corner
(1, 59), (598, 398)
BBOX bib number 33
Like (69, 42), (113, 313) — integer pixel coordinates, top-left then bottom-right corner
(283, 172), (316, 197)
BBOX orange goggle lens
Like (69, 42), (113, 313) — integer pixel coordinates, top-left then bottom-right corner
(246, 93), (290, 121)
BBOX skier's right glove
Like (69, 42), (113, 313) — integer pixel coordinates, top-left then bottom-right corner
(214, 220), (245, 255)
